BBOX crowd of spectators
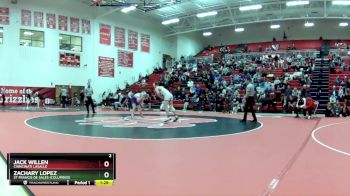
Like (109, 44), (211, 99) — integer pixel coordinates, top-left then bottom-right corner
(103, 47), (350, 118)
(157, 53), (316, 114)
(327, 53), (350, 117)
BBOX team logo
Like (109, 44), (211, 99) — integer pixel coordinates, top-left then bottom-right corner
(76, 116), (217, 129)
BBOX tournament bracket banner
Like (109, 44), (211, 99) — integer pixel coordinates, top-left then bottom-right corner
(7, 153), (116, 186)
(99, 24), (111, 45)
(141, 33), (150, 53)
(118, 50), (133, 68)
(0, 7), (9, 25)
(98, 56), (115, 78)
(82, 19), (91, 34)
(21, 10), (31, 26)
(46, 13), (56, 29)
(114, 27), (125, 48)
(34, 11), (44, 28)
(70, 17), (80, 33)
(0, 86), (55, 105)
(128, 30), (138, 51)
(59, 15), (68, 31)
(59, 52), (81, 68)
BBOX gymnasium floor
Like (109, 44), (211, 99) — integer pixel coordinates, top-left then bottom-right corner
(1, 107), (350, 196)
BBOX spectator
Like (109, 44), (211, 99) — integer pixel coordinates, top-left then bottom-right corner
(183, 94), (190, 111)
(340, 100), (350, 117)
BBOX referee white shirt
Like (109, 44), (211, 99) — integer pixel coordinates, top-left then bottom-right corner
(84, 87), (94, 97)
(246, 83), (255, 97)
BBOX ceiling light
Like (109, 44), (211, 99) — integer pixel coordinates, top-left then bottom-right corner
(339, 22), (349, 26)
(203, 32), (212, 36)
(239, 4), (262, 11)
(121, 5), (137, 13)
(23, 31), (34, 36)
(0, 29), (3, 33)
(161, 18), (180, 25)
(332, 1), (350, 5)
(235, 27), (244, 32)
(270, 24), (280, 29)
(304, 21), (314, 27)
(286, 1), (310, 6)
(196, 11), (218, 18)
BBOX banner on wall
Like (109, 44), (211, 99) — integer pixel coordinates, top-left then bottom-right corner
(46, 13), (56, 29)
(141, 33), (150, 53)
(59, 52), (81, 68)
(100, 24), (111, 45)
(114, 27), (125, 48)
(118, 50), (133, 68)
(21, 9), (31, 26)
(128, 30), (138, 51)
(0, 86), (55, 105)
(33, 11), (44, 28)
(70, 17), (80, 33)
(58, 15), (68, 31)
(82, 19), (91, 34)
(0, 7), (10, 25)
(98, 56), (115, 78)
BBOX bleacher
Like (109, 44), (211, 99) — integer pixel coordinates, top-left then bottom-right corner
(121, 40), (348, 113)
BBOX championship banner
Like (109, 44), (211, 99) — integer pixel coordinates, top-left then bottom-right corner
(70, 17), (80, 33)
(141, 33), (150, 53)
(34, 11), (44, 28)
(46, 13), (56, 29)
(59, 52), (81, 68)
(98, 56), (115, 78)
(128, 30), (138, 51)
(21, 10), (31, 26)
(0, 7), (10, 25)
(114, 27), (125, 48)
(100, 24), (111, 45)
(118, 50), (133, 68)
(82, 19), (91, 34)
(0, 86), (55, 105)
(58, 15), (68, 31)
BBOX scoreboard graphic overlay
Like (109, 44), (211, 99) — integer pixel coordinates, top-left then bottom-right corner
(7, 153), (116, 186)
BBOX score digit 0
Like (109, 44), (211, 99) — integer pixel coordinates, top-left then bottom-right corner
(104, 161), (109, 167)
(104, 172), (109, 178)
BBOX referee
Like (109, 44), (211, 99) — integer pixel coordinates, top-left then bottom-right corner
(241, 78), (257, 122)
(84, 82), (96, 114)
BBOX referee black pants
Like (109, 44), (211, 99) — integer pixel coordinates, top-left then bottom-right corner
(243, 96), (257, 121)
(86, 96), (95, 113)
(61, 96), (67, 108)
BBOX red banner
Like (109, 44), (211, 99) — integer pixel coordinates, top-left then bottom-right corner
(34, 11), (43, 28)
(100, 24), (111, 45)
(21, 10), (31, 26)
(46, 13), (56, 29)
(98, 56), (115, 77)
(114, 27), (125, 48)
(0, 7), (9, 15)
(0, 7), (9, 25)
(0, 86), (55, 105)
(128, 30), (138, 50)
(70, 17), (80, 33)
(59, 52), (81, 68)
(141, 33), (150, 53)
(58, 15), (68, 31)
(118, 50), (133, 68)
(82, 19), (91, 34)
